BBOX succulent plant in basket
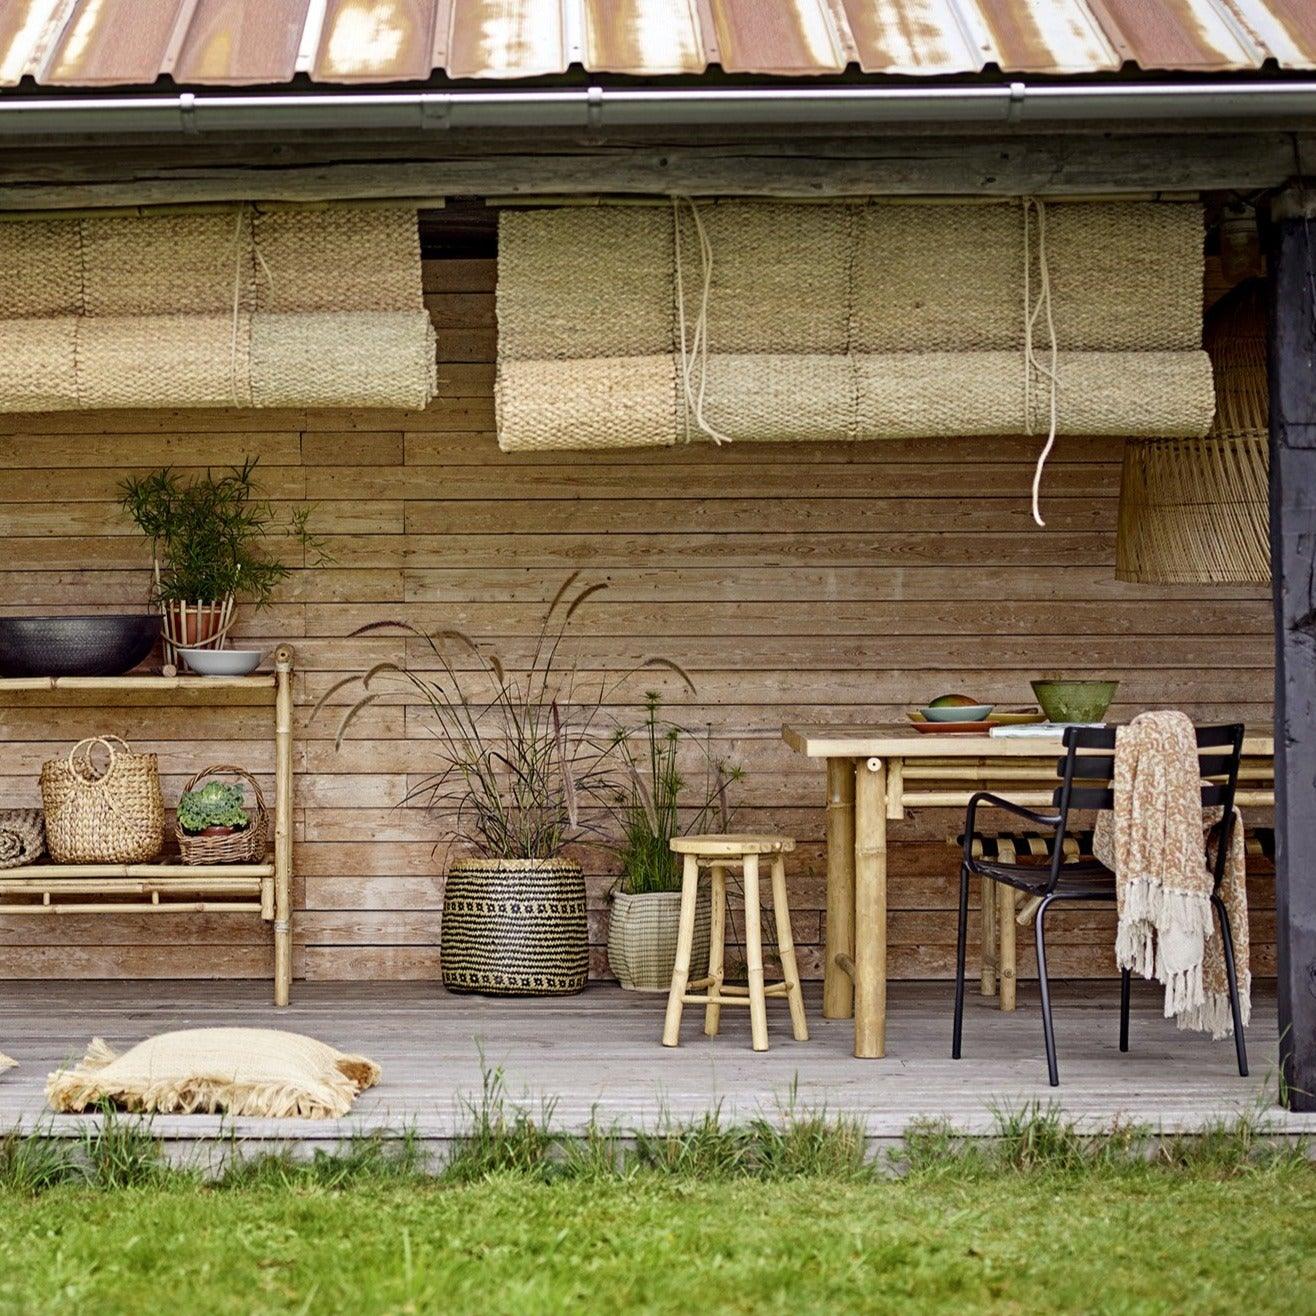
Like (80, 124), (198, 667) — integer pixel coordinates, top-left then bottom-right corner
(318, 574), (694, 998)
(177, 781), (250, 838)
(603, 693), (743, 992)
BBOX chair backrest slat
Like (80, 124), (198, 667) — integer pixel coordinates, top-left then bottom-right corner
(1042, 721), (1245, 894)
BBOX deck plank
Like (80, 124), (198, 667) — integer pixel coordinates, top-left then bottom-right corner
(0, 981), (1307, 1143)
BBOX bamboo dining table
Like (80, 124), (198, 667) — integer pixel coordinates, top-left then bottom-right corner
(782, 723), (1275, 1060)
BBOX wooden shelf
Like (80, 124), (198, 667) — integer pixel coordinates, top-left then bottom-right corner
(0, 674), (275, 692)
(0, 645), (295, 1004)
(0, 862), (274, 881)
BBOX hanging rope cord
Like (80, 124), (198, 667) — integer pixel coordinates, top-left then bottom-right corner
(1022, 197), (1060, 528)
(229, 203), (275, 408)
(672, 196), (734, 445)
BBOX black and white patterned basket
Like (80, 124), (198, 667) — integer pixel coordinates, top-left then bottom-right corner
(441, 858), (589, 997)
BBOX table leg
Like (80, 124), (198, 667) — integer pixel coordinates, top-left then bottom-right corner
(998, 885), (1017, 1012)
(980, 877), (998, 996)
(823, 757), (856, 1020)
(854, 756), (888, 1059)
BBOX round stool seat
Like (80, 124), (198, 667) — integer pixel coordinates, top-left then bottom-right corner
(671, 833), (796, 857)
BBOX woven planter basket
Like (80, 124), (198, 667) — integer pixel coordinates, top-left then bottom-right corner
(174, 765), (269, 866)
(40, 736), (164, 865)
(441, 858), (588, 997)
(607, 888), (711, 993)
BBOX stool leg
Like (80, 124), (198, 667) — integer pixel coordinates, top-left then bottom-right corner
(704, 863), (727, 1037)
(771, 854), (810, 1042)
(662, 853), (700, 1048)
(980, 876), (998, 996)
(743, 853), (770, 1052)
(998, 885), (1017, 1012)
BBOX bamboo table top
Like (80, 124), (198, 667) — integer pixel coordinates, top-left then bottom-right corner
(783, 724), (1275, 759)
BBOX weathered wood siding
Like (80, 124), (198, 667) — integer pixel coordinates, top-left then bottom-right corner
(0, 252), (1275, 983)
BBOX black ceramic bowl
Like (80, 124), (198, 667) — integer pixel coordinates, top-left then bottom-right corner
(0, 615), (161, 678)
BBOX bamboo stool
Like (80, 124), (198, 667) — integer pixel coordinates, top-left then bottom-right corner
(662, 834), (810, 1052)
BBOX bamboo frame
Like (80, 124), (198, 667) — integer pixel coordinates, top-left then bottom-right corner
(0, 647), (294, 1005)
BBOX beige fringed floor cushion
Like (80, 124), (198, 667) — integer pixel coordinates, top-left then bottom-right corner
(47, 1029), (380, 1119)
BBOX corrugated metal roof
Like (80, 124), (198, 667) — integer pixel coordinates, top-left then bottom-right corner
(0, 0), (1313, 89)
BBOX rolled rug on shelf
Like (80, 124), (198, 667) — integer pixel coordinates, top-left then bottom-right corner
(0, 808), (45, 869)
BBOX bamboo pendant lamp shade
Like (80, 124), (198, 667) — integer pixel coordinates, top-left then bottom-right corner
(1116, 279), (1270, 585)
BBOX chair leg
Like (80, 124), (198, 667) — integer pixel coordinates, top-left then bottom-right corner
(662, 854), (700, 1048)
(704, 863), (726, 1037)
(980, 876), (998, 996)
(952, 862), (971, 1059)
(1119, 967), (1131, 1053)
(1034, 895), (1059, 1087)
(743, 854), (769, 1052)
(770, 854), (809, 1042)
(1213, 895), (1249, 1078)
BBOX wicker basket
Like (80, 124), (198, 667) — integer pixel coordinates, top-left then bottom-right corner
(174, 765), (269, 866)
(441, 858), (588, 997)
(607, 888), (711, 992)
(40, 735), (164, 865)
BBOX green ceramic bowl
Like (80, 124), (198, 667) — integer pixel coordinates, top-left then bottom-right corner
(1030, 679), (1119, 724)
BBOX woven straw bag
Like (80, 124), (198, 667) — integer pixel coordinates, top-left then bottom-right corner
(40, 736), (164, 865)
(441, 858), (588, 996)
(174, 765), (270, 867)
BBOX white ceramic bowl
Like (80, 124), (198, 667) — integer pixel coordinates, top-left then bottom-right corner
(920, 703), (994, 723)
(179, 648), (264, 677)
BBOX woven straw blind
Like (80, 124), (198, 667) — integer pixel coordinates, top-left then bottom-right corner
(0, 205), (437, 413)
(495, 200), (1213, 453)
(1116, 279), (1270, 584)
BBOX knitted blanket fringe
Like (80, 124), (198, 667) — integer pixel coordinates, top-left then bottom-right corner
(46, 1037), (381, 1120)
(1094, 711), (1251, 1041)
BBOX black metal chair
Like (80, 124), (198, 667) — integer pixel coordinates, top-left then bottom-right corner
(952, 723), (1249, 1087)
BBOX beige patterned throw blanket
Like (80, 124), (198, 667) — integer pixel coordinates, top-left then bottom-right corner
(1093, 711), (1250, 1038)
(0, 809), (44, 869)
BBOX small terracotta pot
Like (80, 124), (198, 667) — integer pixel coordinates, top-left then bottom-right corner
(163, 599), (231, 650)
(197, 824), (241, 838)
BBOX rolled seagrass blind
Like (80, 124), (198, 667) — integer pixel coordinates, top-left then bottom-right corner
(0, 205), (437, 412)
(1116, 278), (1270, 585)
(495, 199), (1214, 456)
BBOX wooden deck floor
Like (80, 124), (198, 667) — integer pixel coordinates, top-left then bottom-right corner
(0, 981), (1308, 1152)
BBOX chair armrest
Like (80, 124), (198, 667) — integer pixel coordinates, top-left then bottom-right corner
(962, 792), (1062, 862)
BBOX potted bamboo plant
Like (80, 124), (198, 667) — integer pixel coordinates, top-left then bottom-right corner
(605, 694), (742, 991)
(118, 457), (323, 665)
(320, 575), (688, 997)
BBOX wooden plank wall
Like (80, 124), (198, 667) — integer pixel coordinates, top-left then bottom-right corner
(0, 244), (1276, 984)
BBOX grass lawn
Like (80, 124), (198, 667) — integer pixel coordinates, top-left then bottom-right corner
(1, 1158), (1313, 1315)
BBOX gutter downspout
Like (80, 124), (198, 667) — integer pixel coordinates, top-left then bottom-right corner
(0, 82), (1314, 137)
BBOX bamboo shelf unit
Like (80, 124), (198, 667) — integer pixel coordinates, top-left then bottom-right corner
(0, 644), (295, 1005)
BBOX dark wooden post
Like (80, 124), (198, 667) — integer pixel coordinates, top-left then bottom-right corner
(1268, 189), (1316, 1112)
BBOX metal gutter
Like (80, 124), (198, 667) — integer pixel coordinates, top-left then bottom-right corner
(0, 81), (1314, 136)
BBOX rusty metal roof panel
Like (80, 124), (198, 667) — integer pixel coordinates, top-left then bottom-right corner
(583, 0), (705, 74)
(3, 0), (1316, 89)
(173, 0), (313, 84)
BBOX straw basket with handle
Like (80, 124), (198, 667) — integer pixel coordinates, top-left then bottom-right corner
(40, 735), (164, 864)
(174, 765), (269, 866)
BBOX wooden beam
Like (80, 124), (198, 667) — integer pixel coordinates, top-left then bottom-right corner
(1268, 191), (1316, 1113)
(0, 132), (1310, 209)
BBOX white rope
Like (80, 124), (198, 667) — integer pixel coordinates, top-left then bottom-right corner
(229, 202), (248, 408)
(671, 196), (734, 446)
(1022, 197), (1060, 528)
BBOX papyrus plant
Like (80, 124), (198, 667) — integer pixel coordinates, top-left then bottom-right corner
(316, 576), (693, 862)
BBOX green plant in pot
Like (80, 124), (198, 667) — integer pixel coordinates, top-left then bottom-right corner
(603, 694), (743, 992)
(118, 457), (326, 664)
(319, 574), (683, 998)
(177, 781), (249, 838)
